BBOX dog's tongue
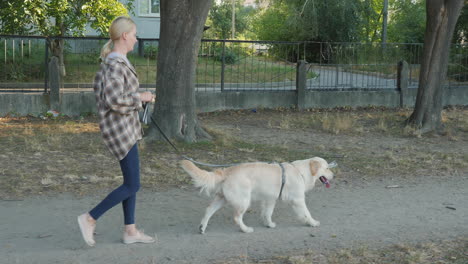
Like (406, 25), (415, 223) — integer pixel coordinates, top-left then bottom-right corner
(319, 176), (330, 188)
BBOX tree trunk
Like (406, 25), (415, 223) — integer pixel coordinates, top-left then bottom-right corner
(148, 0), (212, 142)
(50, 20), (67, 78)
(50, 38), (66, 77)
(407, 0), (464, 133)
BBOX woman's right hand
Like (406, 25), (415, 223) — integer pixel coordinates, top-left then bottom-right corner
(140, 91), (155, 103)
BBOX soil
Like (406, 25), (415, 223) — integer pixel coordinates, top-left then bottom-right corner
(0, 108), (467, 263)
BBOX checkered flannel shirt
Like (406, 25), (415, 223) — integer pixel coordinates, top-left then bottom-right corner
(93, 56), (143, 160)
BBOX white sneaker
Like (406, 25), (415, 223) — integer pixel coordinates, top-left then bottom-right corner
(122, 230), (155, 244)
(77, 213), (96, 247)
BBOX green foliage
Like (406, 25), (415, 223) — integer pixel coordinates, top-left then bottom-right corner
(214, 47), (238, 64)
(454, 4), (468, 43)
(248, 0), (459, 46)
(205, 1), (256, 39)
(253, 0), (367, 62)
(0, 0), (134, 37)
(3, 60), (46, 82)
(252, 2), (291, 41)
(252, 0), (364, 42)
(79, 0), (134, 36)
(0, 1), (33, 35)
(312, 0), (363, 42)
(358, 0), (385, 42)
(448, 44), (468, 81)
(5, 62), (27, 81)
(0, 0), (134, 80)
(144, 45), (159, 59)
(387, 0), (425, 43)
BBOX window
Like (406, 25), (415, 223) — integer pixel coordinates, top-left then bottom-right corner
(139, 0), (160, 17)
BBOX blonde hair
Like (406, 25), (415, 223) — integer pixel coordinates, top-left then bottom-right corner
(100, 16), (136, 59)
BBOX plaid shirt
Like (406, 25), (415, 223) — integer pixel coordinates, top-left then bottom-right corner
(93, 56), (143, 160)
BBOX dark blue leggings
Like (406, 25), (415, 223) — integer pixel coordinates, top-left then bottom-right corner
(89, 144), (140, 225)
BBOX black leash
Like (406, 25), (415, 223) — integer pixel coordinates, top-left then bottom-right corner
(149, 115), (181, 155)
(147, 110), (241, 168)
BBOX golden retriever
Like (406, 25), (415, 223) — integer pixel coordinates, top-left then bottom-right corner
(180, 157), (335, 234)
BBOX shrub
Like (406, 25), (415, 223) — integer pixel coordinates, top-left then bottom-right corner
(144, 45), (159, 59)
(214, 47), (239, 64)
(5, 63), (27, 81)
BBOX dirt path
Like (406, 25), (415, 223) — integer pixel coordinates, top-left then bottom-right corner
(1, 175), (466, 264)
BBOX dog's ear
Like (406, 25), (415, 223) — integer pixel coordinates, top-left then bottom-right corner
(309, 160), (321, 177)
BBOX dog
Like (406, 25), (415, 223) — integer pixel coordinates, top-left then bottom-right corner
(180, 157), (335, 234)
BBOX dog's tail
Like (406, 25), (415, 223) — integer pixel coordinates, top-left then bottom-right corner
(180, 160), (226, 196)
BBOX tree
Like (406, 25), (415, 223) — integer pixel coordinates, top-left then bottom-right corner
(407, 0), (464, 133)
(252, 0), (365, 42)
(205, 1), (254, 40)
(453, 3), (468, 43)
(148, 0), (212, 142)
(0, 1), (33, 35)
(359, 0), (384, 43)
(387, 0), (425, 43)
(0, 0), (133, 77)
(251, 1), (291, 41)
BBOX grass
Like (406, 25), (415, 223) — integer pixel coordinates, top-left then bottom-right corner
(196, 56), (317, 85)
(1, 107), (466, 198)
(201, 106), (468, 180)
(0, 113), (318, 198)
(1, 52), (313, 85)
(263, 106), (468, 137)
(214, 238), (468, 264)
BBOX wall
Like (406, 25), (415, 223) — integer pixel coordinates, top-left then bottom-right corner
(1, 87), (467, 117)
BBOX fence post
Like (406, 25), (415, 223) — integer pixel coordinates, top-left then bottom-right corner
(49, 56), (61, 110)
(138, 38), (144, 57)
(296, 60), (307, 110)
(335, 64), (339, 87)
(397, 60), (409, 107)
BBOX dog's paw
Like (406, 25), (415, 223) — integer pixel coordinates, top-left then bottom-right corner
(307, 220), (320, 227)
(265, 222), (276, 228)
(199, 224), (206, 234)
(241, 227), (254, 233)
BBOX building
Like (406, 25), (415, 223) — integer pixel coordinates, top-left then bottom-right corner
(130, 0), (161, 39)
(85, 0), (161, 39)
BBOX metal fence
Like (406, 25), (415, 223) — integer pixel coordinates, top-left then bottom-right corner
(302, 42), (422, 90)
(0, 36), (48, 92)
(1, 35), (467, 93)
(196, 40), (301, 92)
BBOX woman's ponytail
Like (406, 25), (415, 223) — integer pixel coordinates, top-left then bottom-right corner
(100, 39), (113, 60)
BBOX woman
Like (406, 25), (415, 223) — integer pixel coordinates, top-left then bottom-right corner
(77, 16), (155, 246)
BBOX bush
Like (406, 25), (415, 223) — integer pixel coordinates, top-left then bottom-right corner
(5, 63), (27, 81)
(144, 45), (159, 59)
(214, 47), (239, 64)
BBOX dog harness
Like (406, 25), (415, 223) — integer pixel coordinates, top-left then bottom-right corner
(278, 163), (286, 199)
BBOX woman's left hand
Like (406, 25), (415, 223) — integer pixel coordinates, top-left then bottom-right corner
(140, 92), (155, 102)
